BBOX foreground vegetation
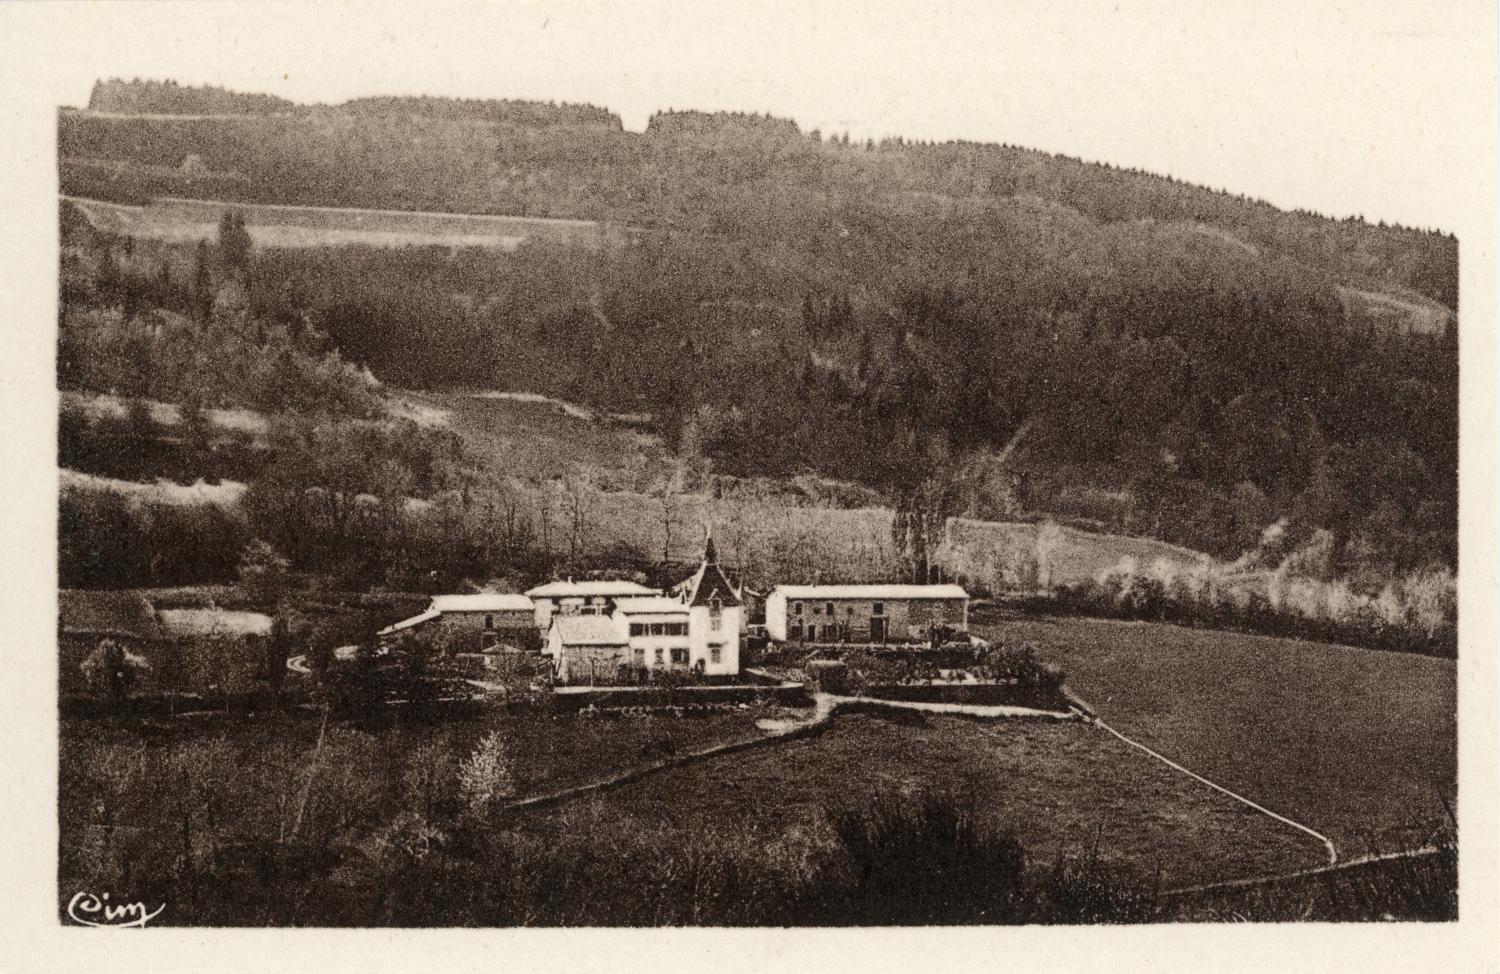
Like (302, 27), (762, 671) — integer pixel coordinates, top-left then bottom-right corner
(60, 703), (1452, 925)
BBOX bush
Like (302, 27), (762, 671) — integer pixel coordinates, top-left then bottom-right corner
(458, 730), (517, 817)
(79, 639), (148, 701)
(807, 794), (1026, 924)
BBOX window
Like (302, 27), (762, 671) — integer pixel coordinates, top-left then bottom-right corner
(872, 602), (884, 615)
(668, 622), (688, 636)
(710, 645), (722, 664)
(792, 601), (803, 616)
(629, 623), (645, 637)
(710, 598), (723, 631)
(484, 614), (494, 629)
(647, 622), (662, 636)
(790, 622), (802, 640)
(670, 647), (689, 664)
(654, 648), (664, 664)
(826, 602), (835, 615)
(812, 605), (821, 616)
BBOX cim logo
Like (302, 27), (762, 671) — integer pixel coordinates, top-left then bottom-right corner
(66, 891), (164, 928)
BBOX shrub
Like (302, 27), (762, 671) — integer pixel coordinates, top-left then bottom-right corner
(80, 638), (149, 701)
(809, 793), (1026, 924)
(458, 730), (517, 817)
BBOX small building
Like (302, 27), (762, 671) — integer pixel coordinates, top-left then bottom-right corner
(546, 614), (630, 684)
(379, 592), (538, 652)
(58, 589), (168, 695)
(524, 578), (657, 631)
(764, 584), (970, 643)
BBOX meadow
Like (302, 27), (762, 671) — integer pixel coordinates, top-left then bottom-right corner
(409, 389), (1212, 585)
(64, 195), (628, 251)
(516, 710), (1326, 890)
(976, 613), (1457, 858)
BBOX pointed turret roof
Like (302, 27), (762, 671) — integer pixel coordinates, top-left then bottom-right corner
(675, 530), (743, 608)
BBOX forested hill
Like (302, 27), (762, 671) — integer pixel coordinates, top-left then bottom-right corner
(67, 80), (1454, 307)
(60, 80), (1458, 577)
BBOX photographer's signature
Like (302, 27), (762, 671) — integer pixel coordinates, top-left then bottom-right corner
(67, 891), (164, 928)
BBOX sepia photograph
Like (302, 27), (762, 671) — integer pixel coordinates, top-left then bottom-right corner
(2, 0), (1498, 966)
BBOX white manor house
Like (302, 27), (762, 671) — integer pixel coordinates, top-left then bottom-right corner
(380, 533), (971, 684)
(380, 537), (745, 682)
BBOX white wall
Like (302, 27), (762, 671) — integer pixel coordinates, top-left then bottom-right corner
(688, 604), (740, 675)
(623, 613), (690, 669)
(764, 591), (787, 641)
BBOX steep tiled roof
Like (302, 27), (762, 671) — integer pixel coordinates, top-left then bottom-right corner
(676, 538), (744, 609)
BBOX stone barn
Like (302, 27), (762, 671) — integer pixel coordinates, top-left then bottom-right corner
(764, 584), (969, 643)
(379, 593), (539, 652)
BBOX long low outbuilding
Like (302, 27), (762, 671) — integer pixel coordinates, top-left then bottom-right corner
(378, 592), (538, 652)
(764, 584), (969, 643)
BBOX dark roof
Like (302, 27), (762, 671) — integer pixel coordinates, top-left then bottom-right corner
(58, 590), (166, 642)
(677, 559), (744, 608)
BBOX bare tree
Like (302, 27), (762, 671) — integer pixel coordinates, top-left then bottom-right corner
(652, 461), (686, 563)
(562, 467), (596, 566)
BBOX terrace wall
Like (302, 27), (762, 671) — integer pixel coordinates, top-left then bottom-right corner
(549, 682), (810, 713)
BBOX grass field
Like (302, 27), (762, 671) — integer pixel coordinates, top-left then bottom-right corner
(974, 614), (1457, 859)
(417, 390), (671, 488)
(64, 194), (628, 251)
(516, 710), (1326, 888)
(417, 387), (1213, 585)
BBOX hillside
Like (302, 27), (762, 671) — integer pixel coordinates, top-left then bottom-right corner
(58, 79), (1458, 586)
(60, 84), (1457, 309)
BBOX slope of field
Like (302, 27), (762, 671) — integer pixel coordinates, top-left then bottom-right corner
(975, 615), (1456, 858)
(1337, 284), (1455, 336)
(516, 711), (1326, 888)
(419, 388), (1215, 581)
(60, 468), (247, 507)
(63, 195), (631, 251)
(417, 390), (669, 487)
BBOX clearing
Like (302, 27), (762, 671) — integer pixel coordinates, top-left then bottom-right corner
(1337, 285), (1453, 336)
(975, 614), (1456, 858)
(63, 194), (629, 251)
